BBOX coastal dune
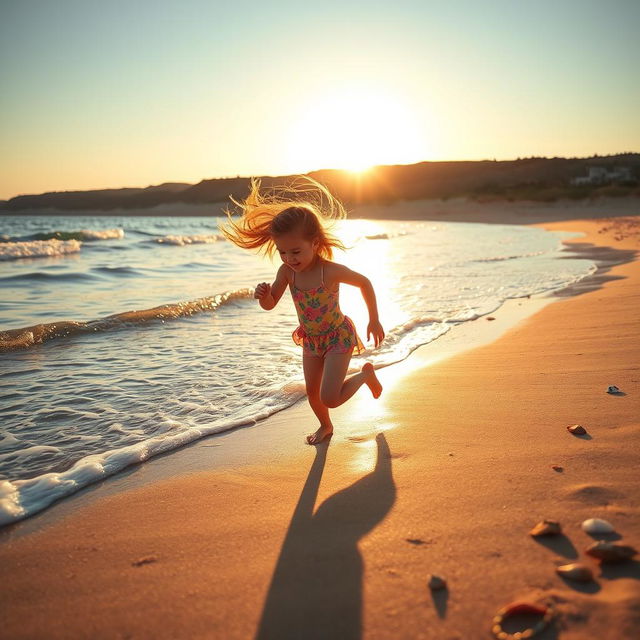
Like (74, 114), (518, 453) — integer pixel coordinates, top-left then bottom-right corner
(0, 206), (639, 639)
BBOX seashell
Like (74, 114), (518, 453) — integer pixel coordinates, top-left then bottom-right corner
(556, 563), (594, 582)
(530, 519), (562, 537)
(585, 540), (637, 563)
(427, 574), (447, 590)
(582, 518), (615, 535)
(567, 424), (587, 435)
(492, 601), (554, 640)
(606, 385), (621, 394)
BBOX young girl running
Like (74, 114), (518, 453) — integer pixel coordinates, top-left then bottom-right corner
(220, 176), (385, 445)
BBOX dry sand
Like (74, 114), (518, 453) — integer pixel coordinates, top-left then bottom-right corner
(1, 201), (639, 640)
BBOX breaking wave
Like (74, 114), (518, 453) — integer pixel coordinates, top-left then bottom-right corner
(364, 231), (410, 240)
(1, 228), (124, 242)
(0, 288), (254, 352)
(0, 239), (82, 261)
(0, 229), (124, 261)
(154, 234), (225, 246)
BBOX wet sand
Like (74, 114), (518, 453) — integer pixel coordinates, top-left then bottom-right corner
(1, 201), (639, 639)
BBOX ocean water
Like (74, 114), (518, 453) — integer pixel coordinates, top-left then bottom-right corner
(0, 214), (596, 526)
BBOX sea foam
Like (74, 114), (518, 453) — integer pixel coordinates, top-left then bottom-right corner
(0, 239), (82, 261)
(76, 228), (124, 241)
(0, 383), (307, 527)
(155, 233), (225, 245)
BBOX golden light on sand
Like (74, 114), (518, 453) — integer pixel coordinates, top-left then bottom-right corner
(285, 85), (428, 173)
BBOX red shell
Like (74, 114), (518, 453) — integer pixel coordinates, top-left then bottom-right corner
(501, 601), (548, 616)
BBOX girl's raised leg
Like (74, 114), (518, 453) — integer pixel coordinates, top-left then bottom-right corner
(320, 351), (382, 409)
(303, 353), (334, 445)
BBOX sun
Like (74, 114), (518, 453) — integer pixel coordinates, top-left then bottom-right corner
(285, 85), (429, 173)
(345, 162), (374, 174)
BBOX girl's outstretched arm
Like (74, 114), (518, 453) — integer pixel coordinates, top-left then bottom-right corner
(333, 263), (385, 347)
(255, 263), (290, 310)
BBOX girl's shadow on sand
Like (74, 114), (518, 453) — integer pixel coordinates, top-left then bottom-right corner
(254, 432), (396, 640)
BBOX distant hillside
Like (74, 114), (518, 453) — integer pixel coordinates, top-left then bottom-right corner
(141, 182), (193, 193)
(2, 154), (639, 213)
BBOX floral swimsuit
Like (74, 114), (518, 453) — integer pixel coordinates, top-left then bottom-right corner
(290, 262), (365, 358)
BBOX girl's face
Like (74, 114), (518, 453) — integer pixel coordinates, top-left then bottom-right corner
(273, 231), (319, 272)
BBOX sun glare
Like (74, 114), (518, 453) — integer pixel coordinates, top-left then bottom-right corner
(285, 86), (429, 173)
(346, 162), (374, 174)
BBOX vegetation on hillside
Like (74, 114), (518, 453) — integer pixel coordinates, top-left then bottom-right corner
(2, 154), (638, 213)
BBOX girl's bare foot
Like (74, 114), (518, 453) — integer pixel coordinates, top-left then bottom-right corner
(362, 362), (383, 399)
(306, 424), (333, 445)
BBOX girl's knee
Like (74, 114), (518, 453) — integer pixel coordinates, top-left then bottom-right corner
(320, 389), (340, 408)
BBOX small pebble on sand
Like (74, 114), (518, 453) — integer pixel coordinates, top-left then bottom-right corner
(530, 519), (562, 537)
(585, 541), (637, 563)
(427, 574), (447, 590)
(556, 563), (594, 582)
(582, 518), (615, 535)
(567, 424), (587, 435)
(132, 555), (158, 567)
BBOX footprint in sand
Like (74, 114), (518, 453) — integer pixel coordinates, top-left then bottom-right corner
(560, 483), (626, 506)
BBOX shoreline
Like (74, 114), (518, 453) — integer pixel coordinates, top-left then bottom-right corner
(0, 294), (560, 541)
(1, 208), (638, 639)
(0, 222), (622, 539)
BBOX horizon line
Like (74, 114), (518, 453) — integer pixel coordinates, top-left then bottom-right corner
(3, 151), (638, 201)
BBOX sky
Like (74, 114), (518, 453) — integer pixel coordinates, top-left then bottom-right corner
(1, 0), (639, 200)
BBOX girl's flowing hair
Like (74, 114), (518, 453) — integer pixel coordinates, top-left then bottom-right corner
(218, 175), (348, 260)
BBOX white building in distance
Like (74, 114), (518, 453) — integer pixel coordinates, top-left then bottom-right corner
(571, 166), (633, 185)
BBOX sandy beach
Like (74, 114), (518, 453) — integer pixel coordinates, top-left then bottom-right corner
(1, 200), (639, 639)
